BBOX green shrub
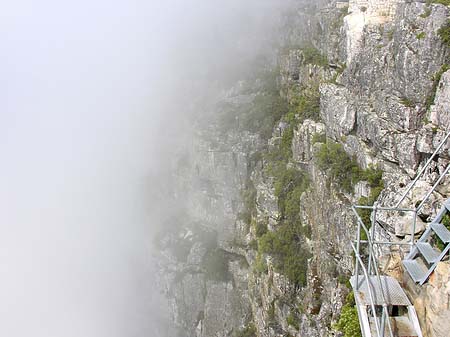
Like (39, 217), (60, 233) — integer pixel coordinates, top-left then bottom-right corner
(255, 222), (268, 238)
(360, 165), (384, 200)
(259, 222), (311, 287)
(356, 165), (384, 234)
(316, 142), (384, 196)
(289, 89), (321, 122)
(280, 126), (295, 159)
(437, 212), (450, 250)
(248, 239), (258, 251)
(316, 141), (361, 192)
(287, 312), (300, 330)
(254, 251), (268, 274)
(420, 8), (432, 18)
(240, 181), (257, 225)
(357, 197), (371, 228)
(429, 0), (450, 5)
(438, 19), (450, 48)
(442, 212), (450, 228)
(416, 32), (426, 40)
(312, 132), (326, 144)
(273, 167), (310, 220)
(400, 97), (415, 107)
(301, 46), (328, 67)
(426, 64), (450, 109)
(334, 292), (362, 337)
(337, 274), (352, 289)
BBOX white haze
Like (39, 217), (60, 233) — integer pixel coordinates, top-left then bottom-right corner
(1, 1), (292, 336)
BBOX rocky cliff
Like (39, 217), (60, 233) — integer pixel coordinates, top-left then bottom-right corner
(157, 1), (450, 336)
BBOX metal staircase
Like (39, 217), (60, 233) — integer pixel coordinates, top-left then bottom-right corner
(403, 199), (450, 285)
(350, 130), (450, 336)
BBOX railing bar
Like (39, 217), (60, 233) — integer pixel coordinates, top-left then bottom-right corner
(384, 306), (395, 337)
(416, 164), (450, 213)
(353, 206), (415, 212)
(355, 214), (361, 290)
(395, 131), (450, 208)
(355, 240), (413, 246)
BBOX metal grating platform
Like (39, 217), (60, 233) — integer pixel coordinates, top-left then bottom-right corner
(351, 275), (411, 306)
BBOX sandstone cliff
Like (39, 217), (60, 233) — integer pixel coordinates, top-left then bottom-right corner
(158, 1), (450, 336)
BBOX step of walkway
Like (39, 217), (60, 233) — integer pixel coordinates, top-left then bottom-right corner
(416, 242), (441, 264)
(403, 260), (428, 283)
(431, 223), (450, 243)
(444, 199), (450, 212)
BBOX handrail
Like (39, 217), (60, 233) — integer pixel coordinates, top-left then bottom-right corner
(416, 165), (450, 213)
(353, 205), (415, 212)
(395, 130), (450, 208)
(352, 206), (395, 337)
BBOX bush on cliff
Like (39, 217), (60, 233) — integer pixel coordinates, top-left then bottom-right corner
(334, 292), (362, 337)
(301, 46), (328, 67)
(259, 222), (310, 287)
(430, 0), (450, 6)
(316, 141), (361, 192)
(316, 141), (384, 197)
(288, 89), (321, 122)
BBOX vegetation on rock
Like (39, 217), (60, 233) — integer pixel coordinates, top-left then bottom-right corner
(301, 46), (328, 67)
(316, 141), (361, 192)
(426, 63), (449, 110)
(286, 312), (300, 330)
(259, 222), (310, 286)
(316, 141), (384, 197)
(334, 292), (362, 337)
(438, 19), (450, 48)
(429, 0), (450, 6)
(436, 212), (450, 250)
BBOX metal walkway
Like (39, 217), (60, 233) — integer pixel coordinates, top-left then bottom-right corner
(351, 276), (411, 307)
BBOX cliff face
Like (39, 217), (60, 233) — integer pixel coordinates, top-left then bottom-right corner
(158, 1), (450, 336)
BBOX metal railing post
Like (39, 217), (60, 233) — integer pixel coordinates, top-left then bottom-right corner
(395, 131), (450, 208)
(416, 164), (450, 213)
(355, 211), (361, 290)
(368, 202), (378, 275)
(351, 243), (382, 337)
(411, 209), (417, 247)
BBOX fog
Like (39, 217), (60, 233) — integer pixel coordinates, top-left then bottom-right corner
(1, 1), (291, 336)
